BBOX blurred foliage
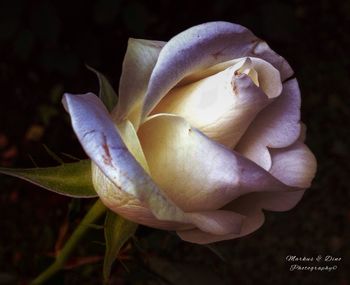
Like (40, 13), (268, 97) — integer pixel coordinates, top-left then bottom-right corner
(0, 0), (349, 284)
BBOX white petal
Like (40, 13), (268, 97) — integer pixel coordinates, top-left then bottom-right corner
(141, 21), (292, 120)
(269, 141), (317, 188)
(112, 38), (165, 127)
(186, 210), (245, 235)
(92, 163), (191, 231)
(152, 64), (271, 148)
(63, 93), (188, 223)
(138, 114), (296, 212)
(236, 79), (301, 170)
(179, 57), (282, 99)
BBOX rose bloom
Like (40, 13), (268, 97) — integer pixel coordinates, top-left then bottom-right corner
(63, 22), (316, 244)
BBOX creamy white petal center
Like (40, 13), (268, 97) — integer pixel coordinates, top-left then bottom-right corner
(152, 57), (281, 147)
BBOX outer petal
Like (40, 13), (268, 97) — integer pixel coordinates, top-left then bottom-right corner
(177, 139), (316, 244)
(177, 207), (264, 244)
(137, 114), (297, 212)
(91, 163), (191, 230)
(62, 93), (188, 223)
(269, 141), (317, 189)
(236, 79), (301, 170)
(141, 21), (293, 120)
(112, 38), (165, 127)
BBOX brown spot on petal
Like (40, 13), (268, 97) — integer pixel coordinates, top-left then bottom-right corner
(212, 50), (223, 60)
(102, 134), (113, 166)
(231, 79), (238, 95)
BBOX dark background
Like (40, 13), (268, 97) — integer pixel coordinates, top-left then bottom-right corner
(0, 0), (349, 284)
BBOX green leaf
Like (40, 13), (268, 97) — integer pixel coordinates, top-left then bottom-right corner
(0, 159), (97, 198)
(86, 65), (118, 112)
(103, 210), (137, 282)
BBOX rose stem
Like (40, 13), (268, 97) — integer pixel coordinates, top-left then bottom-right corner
(30, 199), (107, 284)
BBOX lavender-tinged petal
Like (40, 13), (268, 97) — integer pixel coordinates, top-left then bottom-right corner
(187, 210), (245, 235)
(236, 79), (301, 170)
(177, 138), (316, 244)
(177, 210), (264, 244)
(141, 21), (292, 119)
(138, 114), (297, 212)
(62, 93), (188, 223)
(269, 141), (317, 189)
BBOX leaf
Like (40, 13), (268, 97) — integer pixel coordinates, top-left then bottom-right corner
(86, 65), (118, 112)
(0, 159), (97, 197)
(103, 210), (137, 282)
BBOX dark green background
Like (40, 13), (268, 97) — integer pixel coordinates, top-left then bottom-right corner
(0, 0), (349, 284)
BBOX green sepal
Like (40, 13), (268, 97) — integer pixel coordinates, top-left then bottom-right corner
(103, 210), (138, 282)
(0, 159), (97, 198)
(86, 65), (118, 112)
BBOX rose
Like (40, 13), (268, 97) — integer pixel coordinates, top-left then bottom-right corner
(63, 22), (316, 244)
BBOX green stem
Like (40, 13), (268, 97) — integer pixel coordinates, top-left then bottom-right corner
(31, 199), (107, 284)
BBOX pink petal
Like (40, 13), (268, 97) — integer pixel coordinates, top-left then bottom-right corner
(236, 79), (301, 170)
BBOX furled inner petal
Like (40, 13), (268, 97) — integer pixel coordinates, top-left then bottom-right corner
(62, 93), (189, 224)
(236, 79), (301, 170)
(138, 114), (297, 212)
(112, 38), (165, 128)
(151, 58), (279, 148)
(141, 21), (292, 121)
(179, 57), (282, 99)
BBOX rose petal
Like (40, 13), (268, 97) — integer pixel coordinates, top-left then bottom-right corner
(141, 21), (292, 120)
(138, 114), (297, 212)
(179, 57), (282, 99)
(92, 163), (191, 231)
(62, 93), (188, 223)
(249, 40), (293, 81)
(177, 209), (264, 244)
(236, 79), (301, 170)
(112, 39), (165, 127)
(269, 141), (317, 189)
(187, 210), (245, 235)
(177, 135), (316, 244)
(152, 59), (275, 147)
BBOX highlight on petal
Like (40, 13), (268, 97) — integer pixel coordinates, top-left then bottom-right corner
(152, 60), (272, 148)
(62, 93), (188, 224)
(236, 79), (301, 170)
(138, 114), (297, 213)
(141, 21), (292, 120)
(112, 38), (165, 127)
